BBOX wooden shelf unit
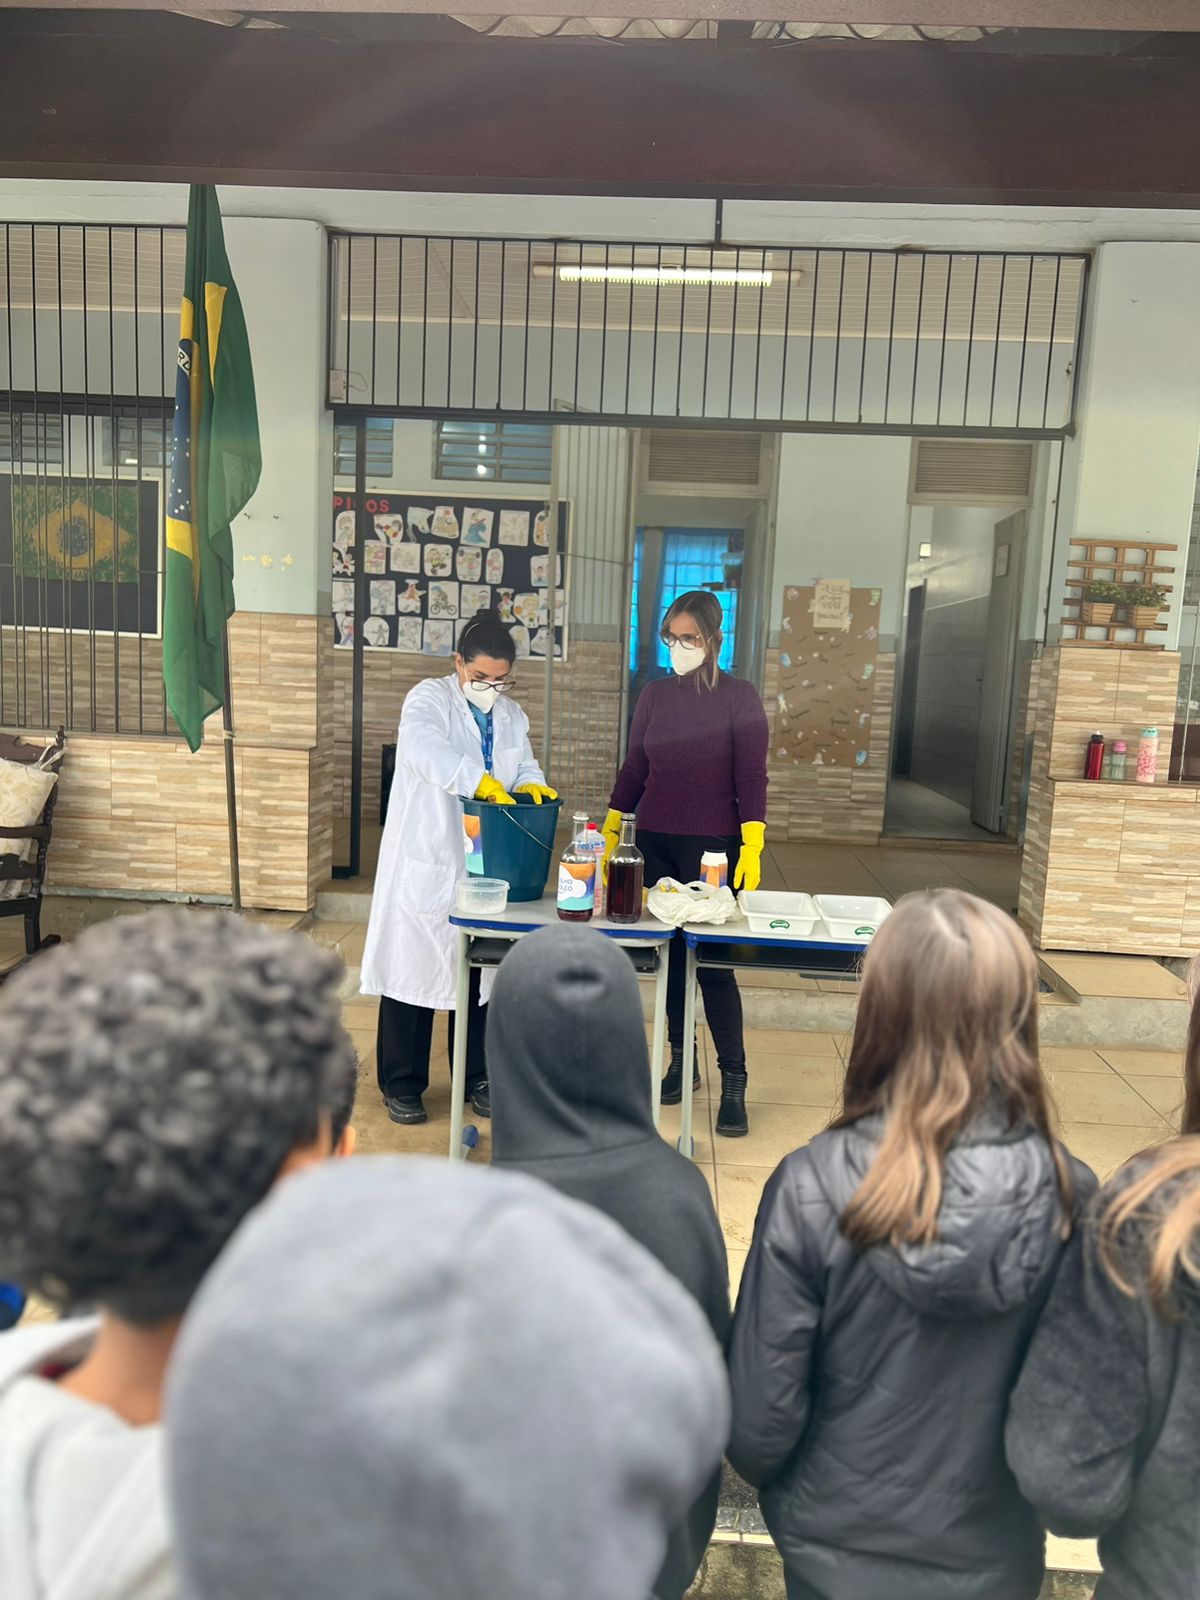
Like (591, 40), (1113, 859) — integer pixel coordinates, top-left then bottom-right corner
(1061, 538), (1176, 650)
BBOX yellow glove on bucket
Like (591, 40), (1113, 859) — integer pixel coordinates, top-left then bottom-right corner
(514, 782), (558, 805)
(733, 821), (765, 893)
(474, 774), (515, 805)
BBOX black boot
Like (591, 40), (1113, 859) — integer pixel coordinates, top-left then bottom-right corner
(660, 1038), (702, 1106)
(716, 1068), (749, 1138)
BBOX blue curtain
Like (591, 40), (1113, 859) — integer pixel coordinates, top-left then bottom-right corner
(631, 527), (738, 674)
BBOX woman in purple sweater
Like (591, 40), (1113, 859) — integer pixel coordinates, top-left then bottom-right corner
(605, 590), (769, 1137)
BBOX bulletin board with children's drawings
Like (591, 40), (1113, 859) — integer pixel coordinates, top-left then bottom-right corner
(331, 492), (570, 660)
(772, 582), (882, 770)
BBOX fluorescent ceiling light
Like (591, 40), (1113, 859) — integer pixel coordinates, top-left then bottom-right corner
(532, 264), (801, 288)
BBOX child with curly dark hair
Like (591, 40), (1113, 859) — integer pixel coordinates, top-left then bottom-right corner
(0, 908), (357, 1600)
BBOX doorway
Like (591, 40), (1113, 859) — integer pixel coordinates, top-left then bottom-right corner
(629, 525), (742, 705)
(886, 504), (1027, 843)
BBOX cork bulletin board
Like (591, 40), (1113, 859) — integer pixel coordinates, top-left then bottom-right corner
(773, 583), (883, 769)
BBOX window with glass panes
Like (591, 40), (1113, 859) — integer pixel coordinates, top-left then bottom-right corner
(0, 412), (63, 467)
(436, 421), (552, 483)
(333, 418), (395, 477)
(103, 416), (174, 472)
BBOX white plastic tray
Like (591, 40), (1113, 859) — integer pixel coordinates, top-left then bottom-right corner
(737, 891), (819, 935)
(813, 894), (891, 941)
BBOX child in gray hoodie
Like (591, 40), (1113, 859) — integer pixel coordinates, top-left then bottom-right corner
(0, 909), (358, 1600)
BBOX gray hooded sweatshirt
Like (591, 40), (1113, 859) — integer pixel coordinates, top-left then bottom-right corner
(487, 924), (732, 1600)
(729, 1106), (1096, 1600)
(166, 1156), (731, 1600)
(0, 1318), (173, 1600)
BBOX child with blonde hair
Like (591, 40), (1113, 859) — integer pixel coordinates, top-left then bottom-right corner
(729, 888), (1094, 1600)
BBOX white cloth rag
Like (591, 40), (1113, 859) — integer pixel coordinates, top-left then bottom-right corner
(646, 878), (739, 928)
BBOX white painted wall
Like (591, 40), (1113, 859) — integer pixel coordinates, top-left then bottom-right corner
(224, 217), (331, 615)
(1051, 242), (1200, 650)
(8, 180), (1200, 250)
(770, 434), (912, 639)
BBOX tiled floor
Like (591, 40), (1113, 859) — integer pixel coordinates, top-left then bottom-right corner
(884, 777), (1001, 844)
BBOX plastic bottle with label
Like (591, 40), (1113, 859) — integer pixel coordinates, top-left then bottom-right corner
(700, 850), (729, 888)
(1136, 727), (1160, 785)
(557, 811), (596, 921)
(583, 823), (607, 917)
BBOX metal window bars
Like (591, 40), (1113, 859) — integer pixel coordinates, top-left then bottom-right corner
(328, 236), (1089, 437)
(0, 223), (182, 735)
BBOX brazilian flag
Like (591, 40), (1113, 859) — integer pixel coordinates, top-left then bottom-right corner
(164, 186), (261, 752)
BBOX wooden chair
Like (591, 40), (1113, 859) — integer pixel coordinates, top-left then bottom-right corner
(0, 726), (66, 967)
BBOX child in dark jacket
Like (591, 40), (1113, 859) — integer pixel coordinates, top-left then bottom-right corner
(487, 924), (730, 1600)
(1007, 982), (1200, 1600)
(728, 888), (1095, 1600)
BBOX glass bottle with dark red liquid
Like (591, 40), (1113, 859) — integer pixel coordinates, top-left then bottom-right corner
(557, 811), (596, 922)
(606, 813), (644, 924)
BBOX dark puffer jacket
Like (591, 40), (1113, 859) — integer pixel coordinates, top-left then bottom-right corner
(1007, 1164), (1200, 1600)
(728, 1104), (1095, 1600)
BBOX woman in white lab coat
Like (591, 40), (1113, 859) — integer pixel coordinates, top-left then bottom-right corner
(361, 609), (555, 1126)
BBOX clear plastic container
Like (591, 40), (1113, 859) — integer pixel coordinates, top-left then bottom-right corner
(737, 891), (819, 934)
(813, 895), (892, 942)
(455, 876), (510, 915)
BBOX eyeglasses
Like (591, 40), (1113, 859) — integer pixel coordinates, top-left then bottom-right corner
(468, 674), (515, 692)
(660, 631), (705, 651)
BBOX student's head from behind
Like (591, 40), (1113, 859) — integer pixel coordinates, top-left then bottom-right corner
(166, 1158), (730, 1600)
(0, 908), (356, 1327)
(1100, 965), (1200, 1318)
(328, 1046), (359, 1158)
(836, 888), (1068, 1248)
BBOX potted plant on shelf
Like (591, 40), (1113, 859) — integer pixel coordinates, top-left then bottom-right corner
(1123, 583), (1169, 630)
(1080, 579), (1125, 625)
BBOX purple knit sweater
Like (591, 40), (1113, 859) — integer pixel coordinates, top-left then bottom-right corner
(610, 672), (769, 836)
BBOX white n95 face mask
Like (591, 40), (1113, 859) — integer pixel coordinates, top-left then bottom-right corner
(669, 642), (707, 677)
(463, 680), (500, 713)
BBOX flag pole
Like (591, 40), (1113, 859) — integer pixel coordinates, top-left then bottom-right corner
(220, 621), (242, 913)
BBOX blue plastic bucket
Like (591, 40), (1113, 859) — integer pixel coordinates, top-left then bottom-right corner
(461, 794), (562, 902)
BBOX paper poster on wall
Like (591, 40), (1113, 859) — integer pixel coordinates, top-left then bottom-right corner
(773, 584), (882, 770)
(331, 491), (570, 657)
(811, 578), (852, 632)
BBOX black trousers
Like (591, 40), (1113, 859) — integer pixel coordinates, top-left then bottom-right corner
(376, 968), (488, 1102)
(637, 829), (746, 1071)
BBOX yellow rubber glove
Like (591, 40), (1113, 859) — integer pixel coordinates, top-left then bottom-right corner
(474, 773), (515, 805)
(601, 807), (623, 866)
(514, 782), (559, 805)
(733, 821), (765, 893)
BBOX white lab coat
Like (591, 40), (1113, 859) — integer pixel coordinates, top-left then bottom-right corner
(360, 674), (546, 1010)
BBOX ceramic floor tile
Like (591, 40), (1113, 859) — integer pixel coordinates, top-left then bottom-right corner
(1047, 1071), (1168, 1130)
(743, 1054), (843, 1112)
(1046, 1536), (1101, 1577)
(712, 1102), (827, 1169)
(717, 1164), (776, 1250)
(1059, 1121), (1168, 1181)
(1040, 953), (1187, 1001)
(1096, 1048), (1183, 1078)
(1125, 1075), (1186, 1126)
(657, 1101), (714, 1163)
(306, 920), (357, 949)
(737, 970), (820, 992)
(337, 926), (368, 965)
(727, 1249), (748, 1301)
(741, 1027), (841, 1058)
(1039, 1047), (1111, 1073)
